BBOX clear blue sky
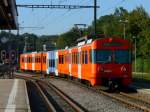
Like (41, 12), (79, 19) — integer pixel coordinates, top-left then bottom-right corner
(16, 0), (150, 36)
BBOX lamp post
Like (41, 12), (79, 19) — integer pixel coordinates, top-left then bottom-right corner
(133, 36), (136, 73)
(119, 19), (128, 39)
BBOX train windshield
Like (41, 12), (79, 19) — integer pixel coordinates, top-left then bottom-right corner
(96, 50), (113, 63)
(92, 49), (131, 64)
(115, 50), (131, 64)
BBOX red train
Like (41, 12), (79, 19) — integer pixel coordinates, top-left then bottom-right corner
(20, 36), (132, 89)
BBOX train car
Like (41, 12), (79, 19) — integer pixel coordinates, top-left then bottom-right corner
(46, 50), (58, 76)
(91, 37), (132, 88)
(57, 49), (70, 77)
(20, 36), (131, 89)
(57, 37), (131, 89)
(20, 52), (47, 73)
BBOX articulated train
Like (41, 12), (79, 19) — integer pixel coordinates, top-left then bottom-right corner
(20, 36), (132, 89)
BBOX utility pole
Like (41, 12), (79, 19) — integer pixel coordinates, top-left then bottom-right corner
(133, 36), (136, 73)
(119, 19), (128, 39)
(94, 0), (97, 35)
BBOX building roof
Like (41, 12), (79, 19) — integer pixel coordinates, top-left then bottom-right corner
(0, 0), (18, 29)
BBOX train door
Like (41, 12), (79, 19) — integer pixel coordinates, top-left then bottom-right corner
(32, 53), (35, 71)
(46, 52), (49, 74)
(55, 51), (58, 76)
(78, 47), (81, 79)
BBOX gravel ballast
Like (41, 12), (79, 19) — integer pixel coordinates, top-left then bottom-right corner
(47, 78), (142, 112)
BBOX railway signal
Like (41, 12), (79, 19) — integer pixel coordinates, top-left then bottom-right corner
(1, 50), (6, 61)
(10, 50), (16, 61)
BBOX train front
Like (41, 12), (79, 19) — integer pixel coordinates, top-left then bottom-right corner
(92, 37), (132, 89)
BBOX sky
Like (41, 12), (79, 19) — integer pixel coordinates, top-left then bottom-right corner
(15, 0), (150, 36)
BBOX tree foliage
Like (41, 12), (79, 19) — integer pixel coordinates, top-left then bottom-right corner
(0, 6), (150, 59)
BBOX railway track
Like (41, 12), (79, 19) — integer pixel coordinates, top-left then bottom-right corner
(14, 72), (150, 112)
(15, 73), (87, 112)
(47, 76), (150, 112)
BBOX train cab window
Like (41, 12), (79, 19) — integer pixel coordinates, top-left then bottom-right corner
(115, 50), (131, 64)
(95, 50), (113, 64)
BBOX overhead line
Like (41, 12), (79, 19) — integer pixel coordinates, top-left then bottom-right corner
(17, 4), (100, 9)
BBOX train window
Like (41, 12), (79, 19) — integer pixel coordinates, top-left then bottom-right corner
(82, 51), (84, 64)
(75, 53), (77, 64)
(39, 57), (41, 63)
(75, 53), (76, 64)
(85, 51), (88, 64)
(59, 55), (64, 64)
(35, 57), (37, 63)
(89, 51), (91, 63)
(72, 53), (73, 64)
(76, 53), (78, 64)
(44, 57), (46, 63)
(82, 51), (85, 64)
(53, 60), (55, 67)
(49, 60), (51, 67)
(22, 58), (24, 63)
(62, 55), (64, 64)
(74, 53), (76, 64)
(73, 53), (75, 64)
(29, 57), (30, 63)
(65, 55), (67, 63)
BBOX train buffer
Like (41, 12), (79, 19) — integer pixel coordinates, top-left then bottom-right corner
(0, 79), (30, 112)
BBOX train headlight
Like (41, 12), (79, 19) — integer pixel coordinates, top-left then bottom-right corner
(121, 66), (127, 72)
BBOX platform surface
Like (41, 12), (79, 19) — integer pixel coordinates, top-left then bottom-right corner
(0, 79), (30, 112)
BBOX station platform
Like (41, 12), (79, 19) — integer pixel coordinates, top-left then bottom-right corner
(138, 89), (150, 95)
(0, 79), (30, 112)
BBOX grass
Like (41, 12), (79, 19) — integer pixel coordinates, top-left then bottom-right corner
(132, 73), (150, 81)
